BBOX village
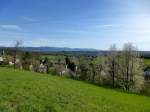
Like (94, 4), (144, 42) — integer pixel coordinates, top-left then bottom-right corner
(0, 47), (150, 89)
(0, 49), (78, 77)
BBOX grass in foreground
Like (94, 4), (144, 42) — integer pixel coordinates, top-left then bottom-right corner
(0, 68), (150, 112)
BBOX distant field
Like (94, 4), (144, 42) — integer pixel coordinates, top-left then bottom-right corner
(0, 68), (150, 112)
(144, 58), (150, 67)
(42, 55), (65, 62)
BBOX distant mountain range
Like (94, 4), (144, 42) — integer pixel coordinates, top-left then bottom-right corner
(21, 47), (98, 52)
(0, 47), (98, 52)
(1, 47), (150, 57)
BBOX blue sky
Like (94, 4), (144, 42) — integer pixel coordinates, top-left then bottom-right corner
(0, 0), (150, 50)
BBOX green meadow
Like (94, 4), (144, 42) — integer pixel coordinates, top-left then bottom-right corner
(0, 67), (150, 112)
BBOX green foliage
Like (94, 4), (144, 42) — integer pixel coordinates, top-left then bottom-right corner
(91, 56), (106, 65)
(141, 83), (150, 96)
(0, 67), (150, 112)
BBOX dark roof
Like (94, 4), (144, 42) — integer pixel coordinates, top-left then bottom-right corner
(144, 67), (150, 71)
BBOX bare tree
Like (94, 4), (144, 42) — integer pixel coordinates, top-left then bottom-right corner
(119, 43), (144, 90)
(13, 40), (22, 69)
(93, 56), (106, 85)
(107, 44), (118, 87)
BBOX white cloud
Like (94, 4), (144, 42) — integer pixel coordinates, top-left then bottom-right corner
(24, 38), (68, 47)
(22, 17), (36, 22)
(93, 24), (123, 28)
(0, 25), (22, 31)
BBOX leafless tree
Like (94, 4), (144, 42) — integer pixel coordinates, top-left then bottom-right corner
(119, 43), (144, 90)
(13, 40), (22, 69)
(94, 56), (106, 85)
(107, 44), (118, 87)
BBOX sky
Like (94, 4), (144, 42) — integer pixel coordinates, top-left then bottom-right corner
(0, 0), (150, 50)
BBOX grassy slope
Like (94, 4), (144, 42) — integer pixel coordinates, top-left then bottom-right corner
(0, 68), (150, 112)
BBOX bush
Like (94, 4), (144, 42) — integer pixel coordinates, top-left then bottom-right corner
(140, 82), (150, 96)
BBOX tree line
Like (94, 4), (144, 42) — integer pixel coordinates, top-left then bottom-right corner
(66, 43), (145, 92)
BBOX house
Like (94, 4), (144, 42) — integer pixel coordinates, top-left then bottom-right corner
(29, 64), (34, 71)
(38, 59), (49, 73)
(0, 57), (3, 62)
(16, 58), (20, 63)
(39, 63), (48, 73)
(9, 61), (14, 66)
(0, 50), (6, 63)
(144, 67), (150, 81)
(0, 57), (4, 64)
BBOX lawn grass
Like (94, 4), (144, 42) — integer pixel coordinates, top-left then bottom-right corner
(0, 67), (150, 112)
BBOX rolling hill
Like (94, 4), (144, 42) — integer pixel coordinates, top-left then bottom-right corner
(0, 67), (150, 112)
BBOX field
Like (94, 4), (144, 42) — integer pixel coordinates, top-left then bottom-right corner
(0, 68), (150, 112)
(144, 58), (150, 67)
(42, 55), (65, 62)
